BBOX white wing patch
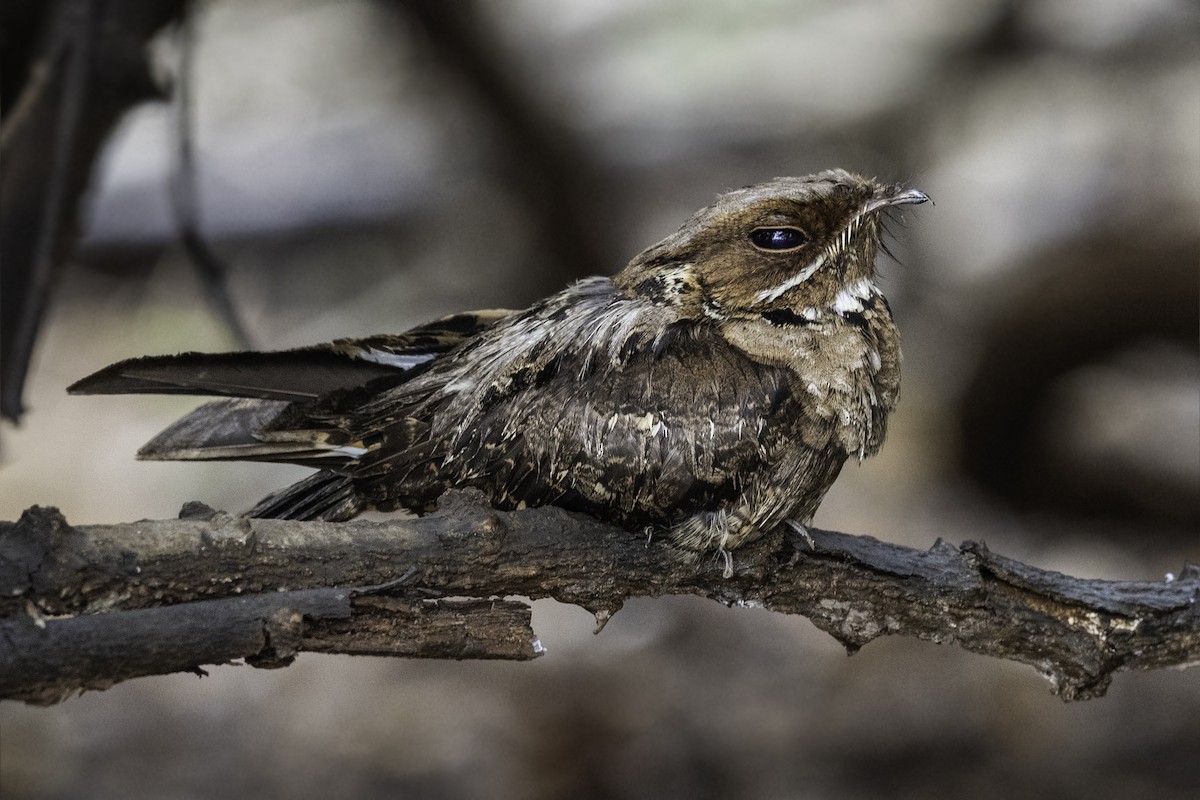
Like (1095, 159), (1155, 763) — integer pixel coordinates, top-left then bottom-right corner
(357, 349), (439, 370)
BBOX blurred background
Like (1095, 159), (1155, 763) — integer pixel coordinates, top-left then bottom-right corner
(1, 0), (1197, 798)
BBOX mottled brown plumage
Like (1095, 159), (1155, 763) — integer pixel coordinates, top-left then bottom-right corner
(70, 170), (927, 565)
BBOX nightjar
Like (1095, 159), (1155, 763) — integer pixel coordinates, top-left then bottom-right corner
(71, 170), (927, 567)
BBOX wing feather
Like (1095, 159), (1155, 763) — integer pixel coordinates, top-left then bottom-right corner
(312, 281), (810, 527)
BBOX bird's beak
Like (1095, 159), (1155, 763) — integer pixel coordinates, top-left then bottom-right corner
(863, 187), (930, 215)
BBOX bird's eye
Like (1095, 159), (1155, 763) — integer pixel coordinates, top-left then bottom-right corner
(749, 226), (809, 252)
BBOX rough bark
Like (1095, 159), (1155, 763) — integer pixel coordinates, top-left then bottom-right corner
(1, 491), (1196, 705)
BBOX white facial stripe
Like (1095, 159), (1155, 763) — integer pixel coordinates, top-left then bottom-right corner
(754, 253), (826, 303)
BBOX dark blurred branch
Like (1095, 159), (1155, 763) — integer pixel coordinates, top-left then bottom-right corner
(0, 0), (186, 422)
(1, 0), (96, 422)
(399, 0), (613, 295)
(2, 491), (1196, 705)
(958, 234), (1200, 523)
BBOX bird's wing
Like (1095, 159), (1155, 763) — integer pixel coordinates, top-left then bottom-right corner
(296, 279), (821, 525)
(431, 318), (806, 526)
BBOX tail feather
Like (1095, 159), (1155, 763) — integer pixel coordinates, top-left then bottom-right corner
(68, 348), (406, 401)
(248, 470), (366, 521)
(70, 310), (517, 521)
(135, 397), (358, 466)
(68, 310), (513, 401)
(137, 398), (288, 460)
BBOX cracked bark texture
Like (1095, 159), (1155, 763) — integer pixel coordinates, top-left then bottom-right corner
(1, 491), (1196, 705)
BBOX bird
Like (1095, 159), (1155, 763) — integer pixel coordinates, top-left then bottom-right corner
(70, 170), (928, 570)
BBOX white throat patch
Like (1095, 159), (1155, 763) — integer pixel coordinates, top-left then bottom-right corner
(832, 278), (874, 314)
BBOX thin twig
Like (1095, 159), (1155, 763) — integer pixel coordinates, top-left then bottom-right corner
(169, 1), (253, 348)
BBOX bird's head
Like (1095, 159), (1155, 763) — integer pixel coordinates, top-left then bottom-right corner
(616, 170), (928, 316)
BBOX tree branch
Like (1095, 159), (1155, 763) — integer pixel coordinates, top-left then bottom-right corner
(1, 491), (1196, 704)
